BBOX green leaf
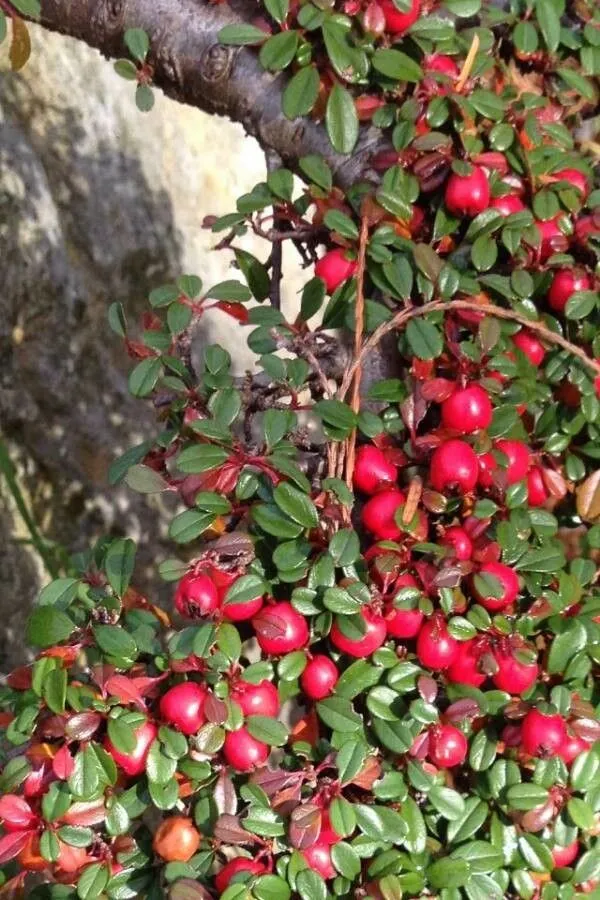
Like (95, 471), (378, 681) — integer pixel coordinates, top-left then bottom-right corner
(235, 249), (270, 302)
(259, 31), (298, 71)
(128, 357), (162, 397)
(252, 504), (304, 539)
(316, 696), (362, 732)
(331, 841), (361, 879)
(135, 84), (155, 113)
(329, 528), (360, 566)
(536, 0), (560, 52)
(273, 482), (319, 528)
(283, 66), (320, 119)
(247, 716), (288, 746)
(169, 509), (216, 544)
(326, 84), (359, 155)
(77, 862), (110, 899)
(296, 869), (326, 900)
(104, 538), (136, 598)
(26, 607), (74, 648)
(429, 786), (466, 821)
(43, 668), (67, 714)
(223, 573), (266, 607)
(92, 625), (138, 665)
(218, 23), (268, 45)
(406, 318), (443, 360)
(124, 27), (149, 62)
(177, 444), (230, 474)
(37, 578), (79, 610)
(299, 155), (332, 192)
(372, 48), (423, 82)
(125, 464), (168, 493)
(565, 290), (598, 320)
(427, 858), (471, 889)
(336, 739), (367, 784)
(354, 804), (407, 844)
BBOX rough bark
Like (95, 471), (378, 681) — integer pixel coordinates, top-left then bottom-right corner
(33, 0), (390, 191)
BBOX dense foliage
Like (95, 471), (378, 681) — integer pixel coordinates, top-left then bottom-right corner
(1, 0), (600, 898)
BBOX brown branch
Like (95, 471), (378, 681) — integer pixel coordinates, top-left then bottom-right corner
(32, 0), (391, 191)
(338, 299), (600, 402)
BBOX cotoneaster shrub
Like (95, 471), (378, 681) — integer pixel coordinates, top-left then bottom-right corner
(1, 1), (600, 899)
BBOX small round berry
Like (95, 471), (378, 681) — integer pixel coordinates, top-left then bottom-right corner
(230, 680), (280, 718)
(521, 708), (567, 758)
(446, 639), (487, 687)
(553, 168), (589, 198)
(490, 194), (526, 217)
(473, 561), (519, 613)
(416, 614), (459, 670)
(428, 724), (468, 768)
(160, 683), (207, 736)
(223, 727), (269, 772)
(441, 526), (473, 561)
(330, 608), (387, 658)
(361, 489), (405, 540)
(215, 858), (268, 895)
(430, 440), (479, 493)
(315, 249), (357, 294)
(353, 445), (397, 494)
(379, 0), (420, 35)
(495, 439), (530, 485)
(445, 166), (490, 217)
(174, 572), (219, 619)
(252, 602), (309, 655)
(512, 330), (545, 366)
(441, 384), (493, 434)
(548, 268), (592, 314)
(527, 467), (549, 507)
(301, 655), (339, 700)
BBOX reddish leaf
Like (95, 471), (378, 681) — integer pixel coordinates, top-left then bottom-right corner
(104, 675), (146, 708)
(215, 301), (249, 323)
(7, 666), (32, 690)
(65, 712), (103, 742)
(214, 770), (237, 816)
(213, 814), (256, 845)
(0, 796), (36, 831)
(0, 831), (33, 865)
(52, 744), (75, 780)
(289, 803), (321, 849)
(61, 800), (106, 826)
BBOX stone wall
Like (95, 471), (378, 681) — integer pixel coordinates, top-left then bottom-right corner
(0, 26), (303, 670)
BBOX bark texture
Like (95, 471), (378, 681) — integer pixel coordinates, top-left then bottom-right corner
(34, 0), (389, 191)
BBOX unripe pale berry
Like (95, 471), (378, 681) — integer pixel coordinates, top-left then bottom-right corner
(441, 384), (493, 434)
(430, 440), (479, 493)
(301, 655), (339, 700)
(353, 445), (396, 494)
(548, 268), (591, 314)
(445, 166), (490, 217)
(160, 682), (207, 735)
(314, 248), (357, 294)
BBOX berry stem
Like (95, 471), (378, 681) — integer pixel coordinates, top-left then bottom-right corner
(455, 34), (479, 94)
(338, 298), (600, 402)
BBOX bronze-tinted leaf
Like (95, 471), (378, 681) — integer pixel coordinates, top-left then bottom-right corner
(289, 803), (321, 849)
(576, 471), (600, 522)
(9, 17), (30, 71)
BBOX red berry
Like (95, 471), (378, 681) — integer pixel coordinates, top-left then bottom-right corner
(330, 608), (387, 657)
(361, 488), (405, 540)
(473, 561), (519, 612)
(559, 732), (591, 765)
(301, 655), (339, 700)
(512, 330), (545, 366)
(174, 572), (219, 619)
(315, 248), (357, 294)
(104, 720), (157, 777)
(446, 639), (487, 687)
(553, 168), (589, 198)
(430, 440), (479, 493)
(521, 708), (567, 757)
(548, 268), (592, 314)
(441, 526), (473, 561)
(379, 0), (420, 35)
(385, 604), (423, 640)
(490, 194), (526, 217)
(536, 216), (568, 261)
(318, 809), (340, 846)
(302, 842), (336, 879)
(477, 451), (497, 488)
(495, 439), (530, 484)
(425, 53), (459, 77)
(219, 572), (264, 622)
(223, 727), (269, 772)
(353, 445), (396, 494)
(416, 614), (459, 670)
(428, 724), (468, 768)
(491, 647), (538, 695)
(215, 858), (268, 894)
(252, 602), (309, 655)
(552, 840), (580, 869)
(527, 467), (549, 507)
(160, 682), (207, 736)
(230, 679), (280, 717)
(445, 166), (490, 217)
(441, 384), (493, 434)
(575, 214), (600, 244)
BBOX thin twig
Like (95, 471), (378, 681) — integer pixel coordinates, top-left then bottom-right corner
(343, 215), (369, 489)
(337, 299), (600, 402)
(456, 34), (480, 94)
(266, 149), (283, 311)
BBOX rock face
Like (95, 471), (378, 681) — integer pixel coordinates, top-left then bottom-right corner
(0, 26), (289, 670)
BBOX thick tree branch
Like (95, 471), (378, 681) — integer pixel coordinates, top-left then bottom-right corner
(33, 0), (390, 190)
